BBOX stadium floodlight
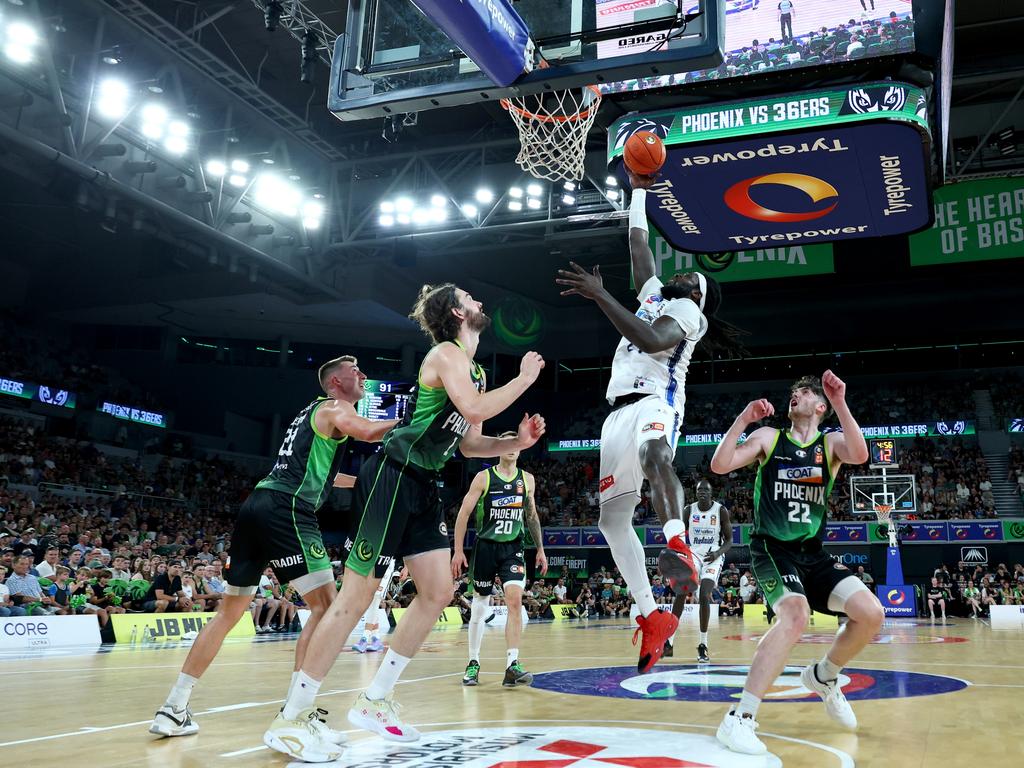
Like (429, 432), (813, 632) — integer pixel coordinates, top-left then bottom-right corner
(395, 197), (414, 213)
(563, 181), (576, 192)
(140, 102), (168, 140)
(396, 213), (411, 225)
(527, 197), (541, 210)
(230, 159), (250, 174)
(475, 188), (494, 204)
(606, 189), (620, 201)
(96, 78), (129, 120)
(561, 194), (576, 205)
(461, 203), (478, 218)
(526, 182), (543, 197)
(227, 174), (247, 188)
(380, 201), (395, 213)
(431, 206), (448, 223)
(206, 159), (227, 178)
(378, 214), (395, 227)
(303, 217), (322, 230)
(254, 173), (302, 217)
(430, 194), (447, 208)
(508, 200), (523, 211)
(303, 201), (324, 221)
(164, 121), (190, 155)
(606, 175), (618, 186)
(412, 208), (431, 226)
(509, 186), (523, 199)
(4, 22), (39, 65)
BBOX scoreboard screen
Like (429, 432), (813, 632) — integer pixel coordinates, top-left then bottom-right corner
(869, 438), (898, 468)
(357, 379), (414, 421)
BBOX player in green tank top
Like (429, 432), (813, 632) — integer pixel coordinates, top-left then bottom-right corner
(271, 283), (548, 757)
(151, 355), (397, 748)
(710, 372), (884, 756)
(451, 432), (548, 687)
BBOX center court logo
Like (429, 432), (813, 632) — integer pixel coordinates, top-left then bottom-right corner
(531, 665), (968, 703)
(724, 173), (839, 223)
(319, 726), (785, 767)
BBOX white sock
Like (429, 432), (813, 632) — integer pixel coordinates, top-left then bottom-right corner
(282, 670), (321, 719)
(360, 598), (380, 641)
(365, 649), (410, 701)
(506, 648), (518, 668)
(736, 690), (761, 719)
(468, 595), (489, 661)
(816, 655), (842, 682)
(285, 670), (299, 700)
(699, 631), (708, 646)
(600, 496), (658, 617)
(166, 672), (197, 709)
(663, 518), (685, 542)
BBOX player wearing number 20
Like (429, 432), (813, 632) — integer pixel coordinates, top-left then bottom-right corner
(710, 373), (884, 756)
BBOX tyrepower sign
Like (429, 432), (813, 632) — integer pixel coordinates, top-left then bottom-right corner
(609, 83), (933, 252)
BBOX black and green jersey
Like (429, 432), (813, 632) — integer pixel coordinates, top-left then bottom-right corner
(475, 466), (528, 543)
(752, 429), (835, 543)
(383, 341), (485, 471)
(255, 398), (348, 513)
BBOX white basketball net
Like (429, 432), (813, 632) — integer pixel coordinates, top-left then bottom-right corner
(874, 504), (892, 525)
(501, 85), (602, 182)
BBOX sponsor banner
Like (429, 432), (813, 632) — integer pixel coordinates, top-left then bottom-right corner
(651, 237), (834, 283)
(550, 604), (578, 621)
(877, 584), (916, 617)
(609, 84), (932, 252)
(826, 549), (871, 568)
(542, 529), (580, 547)
(110, 612), (254, 642)
(824, 523), (868, 543)
(909, 177), (1024, 266)
(98, 401), (168, 428)
(1003, 520), (1024, 541)
(481, 604), (530, 628)
(581, 526), (607, 547)
(644, 527), (666, 547)
(391, 606), (462, 627)
(948, 521), (1002, 541)
(0, 615), (101, 649)
(544, 553), (590, 578)
(533, 664), (967, 702)
(989, 604), (1024, 631)
(743, 608), (837, 627)
(902, 522), (949, 542)
(406, 0), (532, 88)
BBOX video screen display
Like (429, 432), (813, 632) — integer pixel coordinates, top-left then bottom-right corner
(357, 380), (415, 422)
(600, 0), (915, 94)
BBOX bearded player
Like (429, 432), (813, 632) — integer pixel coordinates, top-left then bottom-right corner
(556, 171), (745, 672)
(711, 373), (883, 755)
(685, 478), (732, 663)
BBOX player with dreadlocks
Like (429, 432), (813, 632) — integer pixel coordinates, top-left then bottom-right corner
(556, 170), (747, 673)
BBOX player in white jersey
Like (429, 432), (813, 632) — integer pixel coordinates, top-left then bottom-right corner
(557, 171), (746, 672)
(685, 479), (732, 662)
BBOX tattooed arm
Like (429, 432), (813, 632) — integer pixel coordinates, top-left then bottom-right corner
(524, 471), (547, 576)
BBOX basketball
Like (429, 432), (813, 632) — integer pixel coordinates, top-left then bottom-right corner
(623, 131), (667, 176)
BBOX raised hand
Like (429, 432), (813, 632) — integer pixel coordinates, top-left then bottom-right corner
(519, 351), (545, 383)
(743, 398), (775, 423)
(556, 262), (606, 300)
(822, 369), (847, 404)
(517, 412), (546, 449)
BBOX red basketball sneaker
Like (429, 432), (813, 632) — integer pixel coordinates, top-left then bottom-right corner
(633, 609), (679, 673)
(659, 536), (699, 594)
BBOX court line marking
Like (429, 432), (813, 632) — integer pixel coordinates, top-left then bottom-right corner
(222, 718), (854, 767)
(0, 672), (460, 749)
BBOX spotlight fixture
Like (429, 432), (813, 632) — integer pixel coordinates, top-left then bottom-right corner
(508, 200), (522, 211)
(264, 0), (284, 32)
(206, 159), (227, 178)
(430, 194), (447, 208)
(461, 203), (478, 218)
(527, 198), (541, 210)
(563, 181), (576, 192)
(101, 46), (123, 65)
(526, 182), (542, 197)
(300, 28), (318, 83)
(509, 186), (523, 199)
(606, 175), (618, 186)
(475, 188), (494, 204)
(561, 194), (576, 205)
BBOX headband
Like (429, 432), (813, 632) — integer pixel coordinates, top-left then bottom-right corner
(697, 273), (707, 313)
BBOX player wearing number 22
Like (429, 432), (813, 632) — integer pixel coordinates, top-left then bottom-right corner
(266, 283), (547, 762)
(710, 373), (884, 755)
(149, 355), (398, 740)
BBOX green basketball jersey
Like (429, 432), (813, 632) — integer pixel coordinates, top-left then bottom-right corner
(475, 466), (528, 543)
(383, 342), (486, 471)
(752, 429), (835, 543)
(255, 398), (348, 513)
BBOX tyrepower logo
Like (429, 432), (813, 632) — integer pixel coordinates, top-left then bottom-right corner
(886, 589), (906, 605)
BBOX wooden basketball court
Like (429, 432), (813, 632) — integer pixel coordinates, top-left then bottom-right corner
(2, 616), (1018, 767)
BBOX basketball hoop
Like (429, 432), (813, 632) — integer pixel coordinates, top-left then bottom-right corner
(501, 83), (602, 182)
(873, 504), (893, 526)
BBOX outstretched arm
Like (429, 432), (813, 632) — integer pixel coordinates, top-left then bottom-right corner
(822, 370), (869, 469)
(459, 413), (546, 458)
(710, 400), (777, 474)
(556, 262), (685, 354)
(627, 170), (659, 288)
(451, 471), (487, 578)
(316, 399), (397, 443)
(430, 344), (544, 425)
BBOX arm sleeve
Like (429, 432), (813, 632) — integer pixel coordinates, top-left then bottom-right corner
(636, 275), (664, 302)
(661, 298), (704, 338)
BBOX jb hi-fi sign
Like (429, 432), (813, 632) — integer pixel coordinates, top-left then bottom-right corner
(609, 83), (934, 253)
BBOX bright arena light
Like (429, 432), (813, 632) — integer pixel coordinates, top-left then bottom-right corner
(475, 188), (494, 204)
(508, 200), (522, 211)
(562, 194), (576, 205)
(526, 182), (542, 197)
(254, 174), (302, 216)
(140, 102), (168, 140)
(430, 194), (447, 208)
(412, 208), (431, 226)
(4, 22), (39, 64)
(380, 201), (395, 213)
(379, 214), (395, 227)
(527, 197), (542, 210)
(95, 78), (130, 120)
(206, 159), (227, 178)
(395, 197), (414, 213)
(606, 175), (618, 186)
(230, 159), (250, 174)
(461, 203), (478, 218)
(227, 174), (247, 188)
(509, 186), (523, 199)
(606, 189), (620, 201)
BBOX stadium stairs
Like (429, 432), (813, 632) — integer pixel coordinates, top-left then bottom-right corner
(975, 388), (1023, 516)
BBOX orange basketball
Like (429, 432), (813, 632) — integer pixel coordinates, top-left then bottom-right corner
(623, 131), (667, 176)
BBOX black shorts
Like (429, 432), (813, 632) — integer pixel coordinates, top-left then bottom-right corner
(468, 538), (526, 596)
(225, 489), (332, 589)
(344, 451), (449, 578)
(749, 536), (856, 615)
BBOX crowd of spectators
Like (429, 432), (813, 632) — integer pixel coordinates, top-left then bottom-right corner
(926, 560), (1024, 618)
(1009, 445), (1024, 503)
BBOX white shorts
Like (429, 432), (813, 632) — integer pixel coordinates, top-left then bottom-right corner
(692, 550), (724, 584)
(599, 395), (682, 503)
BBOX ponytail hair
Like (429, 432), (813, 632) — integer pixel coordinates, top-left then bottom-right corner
(700, 275), (749, 358)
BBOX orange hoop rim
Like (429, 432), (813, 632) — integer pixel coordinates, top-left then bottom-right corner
(500, 85), (603, 124)
(874, 504), (893, 521)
